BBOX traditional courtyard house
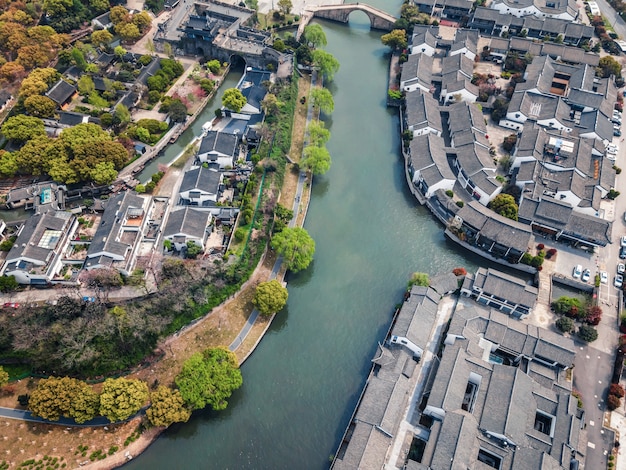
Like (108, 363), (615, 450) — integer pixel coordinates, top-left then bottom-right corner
(406, 133), (456, 198)
(197, 131), (240, 169)
(163, 207), (213, 251)
(400, 53), (434, 93)
(404, 90), (442, 137)
(490, 0), (578, 21)
(179, 166), (223, 206)
(45, 79), (77, 109)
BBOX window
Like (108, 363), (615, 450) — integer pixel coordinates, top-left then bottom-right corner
(534, 411), (555, 437)
(477, 449), (502, 469)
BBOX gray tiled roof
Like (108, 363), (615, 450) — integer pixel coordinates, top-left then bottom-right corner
(473, 267), (538, 308)
(199, 130), (239, 157)
(405, 90), (442, 133)
(454, 142), (495, 176)
(401, 53), (433, 90)
(447, 101), (487, 137)
(6, 211), (72, 264)
(180, 167), (222, 194)
(163, 207), (211, 240)
(45, 79), (76, 105)
(392, 285), (440, 349)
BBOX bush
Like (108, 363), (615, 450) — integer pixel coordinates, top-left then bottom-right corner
(456, 200), (464, 208)
(546, 248), (557, 258)
(610, 383), (625, 398)
(445, 189), (454, 197)
(556, 317), (575, 333)
(521, 252), (533, 265)
(585, 305), (603, 326)
(452, 267), (467, 276)
(537, 243), (545, 250)
(234, 227), (246, 242)
(608, 394), (622, 410)
(578, 325), (598, 342)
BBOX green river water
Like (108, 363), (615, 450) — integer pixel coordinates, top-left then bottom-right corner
(125, 9), (483, 469)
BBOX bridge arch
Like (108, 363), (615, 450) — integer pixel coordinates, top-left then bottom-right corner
(309, 3), (397, 32)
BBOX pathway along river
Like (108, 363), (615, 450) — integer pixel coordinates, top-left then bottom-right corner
(125, 11), (484, 470)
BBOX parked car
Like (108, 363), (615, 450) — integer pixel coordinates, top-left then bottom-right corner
(573, 264), (583, 279)
(601, 271), (609, 284)
(621, 246), (626, 259)
(607, 145), (619, 155)
(82, 296), (96, 303)
(615, 274), (624, 289)
(618, 263), (625, 274)
(614, 110), (622, 119)
(582, 268), (591, 282)
(615, 129), (622, 137)
(2, 303), (19, 309)
(621, 235), (626, 247)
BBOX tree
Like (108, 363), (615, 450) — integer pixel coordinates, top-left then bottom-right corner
(301, 145), (331, 175)
(0, 367), (8, 388)
(175, 348), (243, 411)
(408, 272), (429, 288)
(488, 193), (518, 221)
(29, 377), (99, 423)
(310, 88), (334, 115)
(381, 29), (407, 51)
(277, 0), (292, 15)
(168, 99), (187, 122)
(90, 161), (117, 185)
(91, 29), (113, 47)
(0, 275), (18, 292)
(206, 59), (221, 74)
(186, 240), (202, 259)
(116, 22), (141, 42)
(99, 378), (148, 422)
(253, 280), (288, 316)
(312, 50), (340, 81)
(303, 24), (327, 48)
(222, 88), (247, 112)
(556, 317), (574, 333)
(43, 0), (73, 16)
(132, 11), (152, 33)
(110, 5), (129, 24)
(578, 325), (598, 342)
(71, 47), (87, 71)
(114, 45), (127, 59)
(307, 120), (330, 147)
(146, 386), (191, 427)
(261, 93), (280, 115)
(24, 95), (56, 118)
(597, 56), (622, 79)
(77, 75), (95, 96)
(1, 115), (45, 142)
(271, 227), (315, 273)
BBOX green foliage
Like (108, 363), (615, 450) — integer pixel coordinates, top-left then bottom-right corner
(310, 88), (334, 114)
(1, 115), (46, 142)
(608, 189), (621, 200)
(146, 386), (191, 427)
(24, 95), (56, 118)
(445, 189), (454, 197)
(175, 348), (242, 411)
(488, 193), (519, 221)
(206, 60), (221, 74)
(222, 88), (247, 112)
(253, 279), (288, 316)
(381, 29), (408, 50)
(271, 227), (315, 272)
(0, 367), (8, 388)
(408, 272), (430, 288)
(577, 325), (598, 342)
(99, 378), (148, 422)
(29, 377), (99, 423)
(312, 49), (340, 81)
(303, 24), (327, 48)
(234, 227), (247, 242)
(307, 120), (330, 147)
(555, 317), (574, 333)
(301, 145), (331, 175)
(597, 55), (622, 78)
(552, 296), (583, 316)
(388, 89), (402, 100)
(0, 275), (18, 292)
(186, 241), (202, 259)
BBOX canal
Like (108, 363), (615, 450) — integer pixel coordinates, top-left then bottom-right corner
(124, 9), (481, 470)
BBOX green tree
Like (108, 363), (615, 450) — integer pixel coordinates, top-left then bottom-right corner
(222, 88), (247, 112)
(110, 5), (129, 24)
(132, 11), (152, 33)
(114, 104), (131, 126)
(77, 75), (95, 96)
(277, 0), (292, 15)
(488, 193), (518, 221)
(91, 29), (113, 47)
(186, 240), (202, 259)
(114, 45), (127, 59)
(175, 348), (243, 411)
(99, 378), (149, 422)
(0, 366), (8, 388)
(1, 115), (46, 142)
(43, 0), (73, 17)
(578, 325), (598, 342)
(381, 29), (407, 51)
(597, 56), (622, 79)
(24, 95), (56, 118)
(271, 227), (315, 272)
(310, 88), (334, 114)
(303, 24), (327, 48)
(0, 151), (17, 177)
(90, 161), (117, 185)
(206, 59), (221, 74)
(71, 47), (87, 71)
(146, 386), (191, 427)
(253, 279), (288, 316)
(556, 317), (575, 333)
(408, 272), (429, 288)
(116, 22), (141, 42)
(312, 50), (340, 81)
(0, 275), (18, 292)
(307, 120), (330, 147)
(261, 93), (280, 115)
(301, 145), (331, 175)
(29, 377), (99, 423)
(168, 99), (187, 122)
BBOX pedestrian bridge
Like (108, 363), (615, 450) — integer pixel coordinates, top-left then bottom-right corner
(298, 3), (397, 38)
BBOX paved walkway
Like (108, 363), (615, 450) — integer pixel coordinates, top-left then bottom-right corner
(229, 71), (319, 352)
(0, 406), (111, 427)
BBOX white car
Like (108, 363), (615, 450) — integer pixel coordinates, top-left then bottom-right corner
(615, 274), (623, 289)
(618, 263), (625, 275)
(573, 264), (583, 279)
(601, 271), (609, 284)
(607, 153), (617, 161)
(621, 235), (626, 247)
(582, 268), (591, 282)
(607, 145), (619, 155)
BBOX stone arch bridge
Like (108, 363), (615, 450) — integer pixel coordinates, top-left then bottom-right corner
(297, 3), (398, 38)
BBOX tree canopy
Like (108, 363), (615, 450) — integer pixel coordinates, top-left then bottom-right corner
(271, 227), (315, 273)
(303, 24), (327, 48)
(277, 0), (292, 15)
(146, 386), (191, 427)
(488, 193), (519, 221)
(381, 29), (408, 50)
(253, 280), (288, 316)
(24, 95), (57, 118)
(408, 272), (430, 288)
(99, 377), (149, 422)
(312, 50), (340, 81)
(1, 115), (46, 142)
(597, 56), (622, 79)
(307, 120), (330, 147)
(29, 376), (100, 423)
(310, 88), (334, 115)
(175, 348), (243, 411)
(222, 88), (247, 112)
(301, 145), (331, 175)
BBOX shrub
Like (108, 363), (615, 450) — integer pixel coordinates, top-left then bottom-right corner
(578, 325), (598, 342)
(546, 248), (557, 258)
(537, 243), (545, 250)
(608, 394), (621, 410)
(556, 317), (574, 333)
(585, 305), (603, 326)
(610, 383), (625, 398)
(452, 267), (467, 276)
(456, 200), (464, 208)
(521, 252), (533, 265)
(445, 189), (454, 197)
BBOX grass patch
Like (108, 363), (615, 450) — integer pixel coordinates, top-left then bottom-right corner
(4, 364), (32, 381)
(171, 142), (198, 169)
